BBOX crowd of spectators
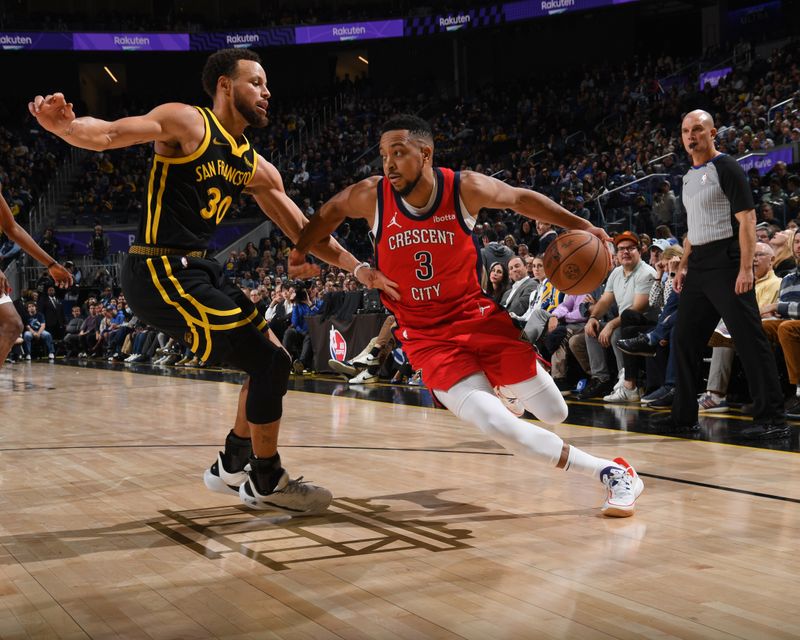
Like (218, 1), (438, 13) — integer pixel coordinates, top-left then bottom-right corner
(5, 36), (800, 422)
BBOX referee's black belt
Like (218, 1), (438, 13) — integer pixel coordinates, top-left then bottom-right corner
(129, 244), (208, 258)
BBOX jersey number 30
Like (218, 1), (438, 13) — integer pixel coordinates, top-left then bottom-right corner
(414, 251), (433, 281)
(200, 187), (233, 224)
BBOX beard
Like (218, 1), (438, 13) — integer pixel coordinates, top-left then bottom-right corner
(395, 170), (423, 197)
(234, 91), (268, 128)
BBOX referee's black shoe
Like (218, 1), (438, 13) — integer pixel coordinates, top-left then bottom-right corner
(646, 412), (700, 434)
(734, 421), (792, 440)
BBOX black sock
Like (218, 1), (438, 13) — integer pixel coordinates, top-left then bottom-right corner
(369, 345), (380, 357)
(249, 453), (283, 493)
(223, 430), (252, 471)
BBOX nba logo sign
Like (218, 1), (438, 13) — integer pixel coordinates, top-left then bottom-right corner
(329, 326), (347, 361)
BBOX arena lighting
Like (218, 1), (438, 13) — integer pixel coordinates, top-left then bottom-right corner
(357, 55), (369, 64)
(103, 65), (118, 83)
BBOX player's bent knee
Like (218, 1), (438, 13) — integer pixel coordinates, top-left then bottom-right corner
(245, 342), (291, 424)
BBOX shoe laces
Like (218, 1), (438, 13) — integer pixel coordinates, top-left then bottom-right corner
(277, 476), (314, 495)
(603, 467), (633, 497)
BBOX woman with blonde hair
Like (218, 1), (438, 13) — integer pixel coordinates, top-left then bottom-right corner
(770, 229), (797, 277)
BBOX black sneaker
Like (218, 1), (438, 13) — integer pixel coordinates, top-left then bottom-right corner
(735, 422), (792, 440)
(647, 412), (700, 433)
(616, 334), (657, 357)
(576, 377), (615, 400)
(648, 387), (675, 410)
(785, 398), (800, 420)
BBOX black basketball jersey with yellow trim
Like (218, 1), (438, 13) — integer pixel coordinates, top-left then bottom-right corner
(137, 106), (258, 250)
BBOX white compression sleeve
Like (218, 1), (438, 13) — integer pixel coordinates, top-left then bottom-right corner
(435, 373), (564, 465)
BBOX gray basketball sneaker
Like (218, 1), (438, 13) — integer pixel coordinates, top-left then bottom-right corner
(239, 467), (333, 515)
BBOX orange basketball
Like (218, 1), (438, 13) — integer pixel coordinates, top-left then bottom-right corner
(543, 230), (610, 295)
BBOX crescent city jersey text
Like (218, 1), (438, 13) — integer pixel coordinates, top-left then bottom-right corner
(374, 168), (488, 332)
(137, 106), (258, 250)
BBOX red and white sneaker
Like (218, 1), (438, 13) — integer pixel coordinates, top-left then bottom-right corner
(600, 457), (644, 517)
(494, 386), (525, 417)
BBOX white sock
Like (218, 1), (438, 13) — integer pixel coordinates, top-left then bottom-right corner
(796, 385), (800, 398)
(565, 445), (618, 481)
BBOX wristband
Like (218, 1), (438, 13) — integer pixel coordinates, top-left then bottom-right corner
(46, 261), (57, 269)
(353, 262), (370, 277)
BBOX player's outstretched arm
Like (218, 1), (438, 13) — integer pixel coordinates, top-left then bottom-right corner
(0, 189), (72, 289)
(28, 93), (192, 152)
(459, 171), (610, 243)
(293, 177), (379, 256)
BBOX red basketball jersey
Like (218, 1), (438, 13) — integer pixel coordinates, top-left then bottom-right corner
(375, 168), (495, 335)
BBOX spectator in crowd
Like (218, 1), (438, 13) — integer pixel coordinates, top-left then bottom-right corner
(0, 232), (20, 268)
(480, 230), (514, 276)
(760, 229), (800, 419)
(576, 231), (655, 400)
(485, 261), (510, 304)
(76, 303), (102, 357)
(653, 180), (677, 226)
(38, 284), (65, 340)
(22, 301), (55, 360)
(770, 229), (797, 277)
(536, 220), (558, 254)
(265, 282), (292, 341)
(282, 286), (319, 373)
(89, 224), (110, 262)
(501, 256), (538, 320)
(63, 305), (85, 356)
(40, 228), (60, 258)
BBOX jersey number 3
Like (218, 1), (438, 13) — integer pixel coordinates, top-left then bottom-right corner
(414, 251), (433, 281)
(200, 187), (233, 224)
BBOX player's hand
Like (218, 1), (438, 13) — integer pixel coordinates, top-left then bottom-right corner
(735, 267), (754, 295)
(0, 269), (11, 295)
(48, 263), (73, 289)
(287, 249), (320, 280)
(355, 266), (400, 301)
(28, 93), (76, 136)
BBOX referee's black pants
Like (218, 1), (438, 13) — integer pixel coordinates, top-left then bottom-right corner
(672, 237), (785, 425)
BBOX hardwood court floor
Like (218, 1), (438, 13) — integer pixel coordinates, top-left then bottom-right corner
(1, 363), (799, 640)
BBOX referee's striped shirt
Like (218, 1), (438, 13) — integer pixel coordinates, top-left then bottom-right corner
(681, 153), (754, 246)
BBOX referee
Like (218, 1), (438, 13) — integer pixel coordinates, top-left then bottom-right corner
(657, 110), (789, 439)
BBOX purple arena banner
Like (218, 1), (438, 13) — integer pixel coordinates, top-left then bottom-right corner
(190, 28), (295, 50)
(72, 33), (190, 51)
(736, 145), (795, 177)
(0, 32), (72, 50)
(699, 67), (732, 90)
(405, 6), (504, 36)
(295, 20), (404, 44)
(504, 0), (638, 22)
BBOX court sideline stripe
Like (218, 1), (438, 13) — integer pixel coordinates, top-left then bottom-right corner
(0, 443), (798, 504)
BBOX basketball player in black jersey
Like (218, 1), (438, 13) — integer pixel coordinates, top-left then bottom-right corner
(29, 49), (398, 515)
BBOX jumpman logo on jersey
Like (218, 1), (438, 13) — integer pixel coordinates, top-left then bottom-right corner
(387, 213), (403, 230)
(478, 302), (492, 316)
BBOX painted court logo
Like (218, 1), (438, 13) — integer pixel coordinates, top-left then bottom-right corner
(329, 326), (348, 362)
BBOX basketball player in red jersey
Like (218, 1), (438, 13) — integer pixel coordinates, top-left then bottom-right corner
(291, 114), (644, 516)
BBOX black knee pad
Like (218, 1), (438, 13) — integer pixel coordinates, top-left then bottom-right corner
(245, 341), (291, 424)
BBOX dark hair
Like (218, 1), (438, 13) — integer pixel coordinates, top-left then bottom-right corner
(485, 261), (510, 303)
(380, 114), (433, 144)
(201, 48), (263, 98)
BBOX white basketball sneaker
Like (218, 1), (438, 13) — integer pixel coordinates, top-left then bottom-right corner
(239, 467), (333, 515)
(600, 457), (644, 517)
(203, 452), (248, 496)
(494, 386), (525, 417)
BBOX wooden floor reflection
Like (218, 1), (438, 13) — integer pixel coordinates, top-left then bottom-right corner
(1, 362), (799, 639)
